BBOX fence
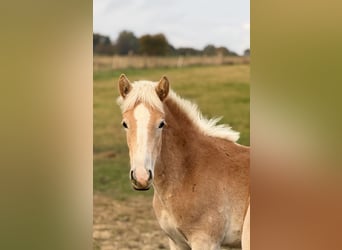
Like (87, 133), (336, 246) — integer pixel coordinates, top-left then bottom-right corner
(93, 55), (250, 71)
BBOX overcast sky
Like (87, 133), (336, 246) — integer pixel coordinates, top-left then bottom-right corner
(94, 0), (250, 55)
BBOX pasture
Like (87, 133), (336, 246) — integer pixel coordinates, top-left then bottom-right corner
(94, 64), (250, 199)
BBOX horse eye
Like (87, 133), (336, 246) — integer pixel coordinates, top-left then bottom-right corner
(158, 121), (165, 129)
(122, 121), (128, 129)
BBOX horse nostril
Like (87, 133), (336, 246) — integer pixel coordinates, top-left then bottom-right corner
(130, 170), (135, 180)
(148, 170), (153, 181)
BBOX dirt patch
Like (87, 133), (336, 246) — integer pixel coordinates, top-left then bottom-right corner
(93, 193), (238, 250)
(93, 193), (168, 250)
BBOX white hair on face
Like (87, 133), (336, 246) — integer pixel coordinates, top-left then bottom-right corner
(117, 81), (164, 113)
(117, 80), (240, 142)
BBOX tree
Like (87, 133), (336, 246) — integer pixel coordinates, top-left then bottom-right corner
(244, 49), (250, 56)
(167, 44), (177, 56)
(217, 47), (238, 56)
(93, 33), (111, 48)
(177, 47), (202, 56)
(139, 34), (169, 56)
(93, 33), (115, 55)
(116, 31), (139, 55)
(216, 46), (231, 56)
(203, 44), (217, 56)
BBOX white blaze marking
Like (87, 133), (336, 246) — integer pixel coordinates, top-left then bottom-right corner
(133, 104), (151, 180)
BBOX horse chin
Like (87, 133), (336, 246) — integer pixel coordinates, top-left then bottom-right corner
(132, 185), (151, 191)
(131, 181), (152, 191)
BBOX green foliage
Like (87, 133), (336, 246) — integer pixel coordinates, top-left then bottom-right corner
(93, 31), (241, 56)
(167, 44), (177, 56)
(139, 33), (169, 56)
(216, 46), (230, 56)
(244, 48), (250, 56)
(202, 45), (239, 56)
(203, 44), (217, 56)
(116, 30), (139, 55)
(177, 47), (202, 56)
(93, 33), (116, 55)
(94, 65), (250, 198)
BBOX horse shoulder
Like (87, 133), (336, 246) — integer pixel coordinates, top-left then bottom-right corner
(153, 194), (190, 248)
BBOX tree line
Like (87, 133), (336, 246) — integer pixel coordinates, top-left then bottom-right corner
(94, 31), (249, 56)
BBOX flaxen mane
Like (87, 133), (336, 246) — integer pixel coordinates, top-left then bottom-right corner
(117, 80), (240, 142)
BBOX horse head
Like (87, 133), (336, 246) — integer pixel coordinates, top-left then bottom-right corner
(117, 74), (169, 190)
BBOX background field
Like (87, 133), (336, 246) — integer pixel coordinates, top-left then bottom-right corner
(94, 64), (250, 199)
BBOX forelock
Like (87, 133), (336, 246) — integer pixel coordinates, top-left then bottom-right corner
(117, 80), (164, 113)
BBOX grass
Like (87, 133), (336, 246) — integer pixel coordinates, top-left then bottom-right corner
(94, 65), (250, 199)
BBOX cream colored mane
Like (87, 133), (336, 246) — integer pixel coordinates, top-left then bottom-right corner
(117, 80), (240, 142)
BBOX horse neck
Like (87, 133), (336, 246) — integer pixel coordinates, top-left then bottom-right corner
(153, 98), (199, 193)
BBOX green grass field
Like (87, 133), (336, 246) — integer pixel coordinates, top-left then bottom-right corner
(94, 65), (250, 199)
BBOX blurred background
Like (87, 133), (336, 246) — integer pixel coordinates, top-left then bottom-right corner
(93, 0), (250, 249)
(1, 0), (341, 250)
(93, 1), (250, 71)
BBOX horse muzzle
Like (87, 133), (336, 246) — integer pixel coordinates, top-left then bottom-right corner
(130, 169), (153, 191)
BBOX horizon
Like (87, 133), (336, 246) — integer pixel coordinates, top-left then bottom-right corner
(93, 30), (247, 55)
(94, 0), (250, 55)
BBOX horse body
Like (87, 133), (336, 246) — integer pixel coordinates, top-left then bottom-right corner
(153, 98), (249, 249)
(117, 75), (250, 250)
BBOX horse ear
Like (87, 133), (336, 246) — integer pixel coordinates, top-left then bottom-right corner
(118, 74), (132, 98)
(156, 76), (169, 101)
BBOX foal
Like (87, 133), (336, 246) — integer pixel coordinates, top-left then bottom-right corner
(117, 74), (250, 250)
